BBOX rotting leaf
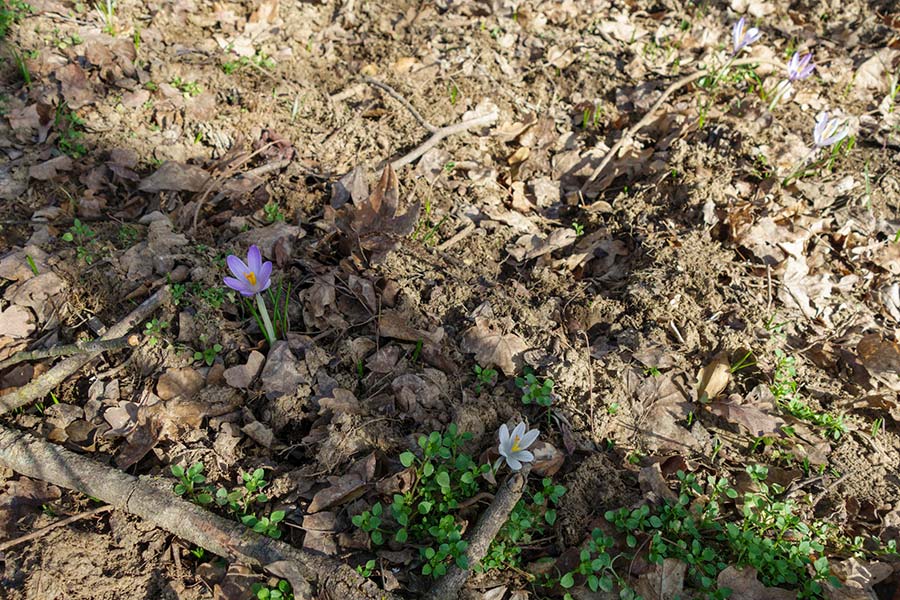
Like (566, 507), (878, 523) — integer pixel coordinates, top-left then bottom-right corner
(634, 558), (686, 600)
(138, 161), (211, 193)
(461, 317), (528, 376)
(716, 566), (796, 599)
(307, 473), (367, 513)
(856, 333), (900, 391)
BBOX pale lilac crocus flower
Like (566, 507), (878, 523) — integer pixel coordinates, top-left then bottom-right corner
(495, 422), (539, 472)
(787, 52), (815, 81)
(224, 244), (276, 343)
(813, 112), (851, 148)
(732, 17), (761, 55)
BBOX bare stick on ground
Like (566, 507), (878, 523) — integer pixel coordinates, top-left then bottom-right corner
(0, 504), (114, 552)
(580, 57), (781, 197)
(0, 286), (169, 416)
(0, 335), (139, 372)
(0, 424), (401, 600)
(425, 465), (531, 600)
(359, 76), (498, 170)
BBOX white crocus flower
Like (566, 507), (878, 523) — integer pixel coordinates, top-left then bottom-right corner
(496, 422), (539, 472)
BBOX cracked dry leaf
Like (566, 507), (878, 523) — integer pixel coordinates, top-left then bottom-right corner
(627, 370), (703, 453)
(461, 317), (528, 376)
(717, 566), (796, 599)
(634, 558), (686, 600)
(506, 228), (577, 262)
(856, 334), (900, 391)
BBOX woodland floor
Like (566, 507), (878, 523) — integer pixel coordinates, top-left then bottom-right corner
(1, 0), (900, 599)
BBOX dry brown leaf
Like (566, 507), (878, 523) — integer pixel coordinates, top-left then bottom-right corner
(531, 441), (564, 477)
(307, 473), (367, 513)
(634, 558), (686, 600)
(506, 228), (577, 262)
(138, 161), (211, 193)
(224, 350), (265, 389)
(346, 163), (420, 263)
(708, 392), (785, 437)
(717, 566), (796, 599)
(461, 317), (528, 376)
(696, 352), (731, 401)
(28, 155), (73, 180)
(0, 305), (35, 338)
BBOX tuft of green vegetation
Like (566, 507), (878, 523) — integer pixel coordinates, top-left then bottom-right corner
(771, 351), (847, 440)
(473, 364), (497, 394)
(263, 201), (285, 223)
(516, 367), (555, 408)
(170, 76), (203, 97)
(61, 218), (96, 263)
(353, 424), (490, 578)
(251, 580), (293, 600)
(55, 104), (87, 157)
(0, 0), (31, 39)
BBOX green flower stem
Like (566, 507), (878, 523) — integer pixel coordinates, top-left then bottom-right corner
(255, 293), (276, 343)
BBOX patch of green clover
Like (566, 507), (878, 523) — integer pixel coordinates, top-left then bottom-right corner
(473, 364), (497, 394)
(516, 368), (554, 408)
(353, 424), (491, 578)
(171, 463), (285, 539)
(559, 528), (632, 599)
(251, 579), (293, 600)
(599, 467), (868, 599)
(61, 218), (96, 263)
(479, 477), (566, 573)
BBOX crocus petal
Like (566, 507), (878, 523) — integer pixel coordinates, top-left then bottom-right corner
(746, 27), (760, 43)
(499, 423), (510, 446)
(258, 261), (273, 289)
(515, 450), (535, 463)
(511, 422), (527, 440)
(733, 18), (744, 52)
(224, 276), (254, 296)
(506, 456), (523, 471)
(520, 428), (540, 449)
(247, 245), (262, 273)
(226, 255), (249, 279)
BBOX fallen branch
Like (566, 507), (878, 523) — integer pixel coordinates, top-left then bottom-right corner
(0, 424), (401, 600)
(363, 76), (438, 133)
(425, 465), (531, 600)
(0, 504), (114, 552)
(0, 287), (169, 416)
(388, 111), (498, 171)
(0, 335), (139, 372)
(580, 57), (782, 195)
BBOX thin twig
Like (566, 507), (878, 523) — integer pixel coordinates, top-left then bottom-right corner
(436, 223), (476, 252)
(387, 111), (499, 171)
(0, 287), (169, 416)
(581, 57), (782, 195)
(362, 76), (438, 133)
(0, 505), (114, 552)
(0, 335), (139, 372)
(425, 465), (531, 600)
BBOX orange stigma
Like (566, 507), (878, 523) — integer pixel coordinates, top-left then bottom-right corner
(244, 271), (257, 287)
(511, 435), (521, 452)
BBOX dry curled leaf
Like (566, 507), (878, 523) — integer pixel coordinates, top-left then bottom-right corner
(461, 317), (528, 376)
(346, 164), (420, 263)
(696, 352), (731, 401)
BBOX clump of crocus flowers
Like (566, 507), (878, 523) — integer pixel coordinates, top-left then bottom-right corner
(768, 51), (815, 109)
(224, 245), (276, 343)
(496, 421), (539, 472)
(731, 17), (761, 56)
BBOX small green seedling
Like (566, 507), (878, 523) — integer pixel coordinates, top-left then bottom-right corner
(193, 342), (222, 367)
(263, 201), (285, 223)
(251, 580), (293, 600)
(171, 462), (213, 505)
(61, 218), (95, 262)
(473, 364), (497, 394)
(516, 368), (554, 408)
(170, 76), (202, 97)
(356, 559), (376, 578)
(144, 318), (168, 347)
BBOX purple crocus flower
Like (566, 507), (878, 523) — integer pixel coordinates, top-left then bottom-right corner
(732, 17), (761, 55)
(224, 245), (272, 297)
(813, 112), (851, 148)
(787, 52), (815, 81)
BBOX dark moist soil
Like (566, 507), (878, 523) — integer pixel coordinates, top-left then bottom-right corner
(1, 0), (900, 598)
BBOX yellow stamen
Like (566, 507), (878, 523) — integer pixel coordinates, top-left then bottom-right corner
(244, 271), (257, 287)
(511, 435), (521, 452)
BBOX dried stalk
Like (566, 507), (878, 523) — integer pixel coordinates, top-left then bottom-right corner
(388, 111), (498, 170)
(425, 465), (531, 600)
(0, 287), (169, 416)
(0, 335), (139, 372)
(0, 424), (400, 600)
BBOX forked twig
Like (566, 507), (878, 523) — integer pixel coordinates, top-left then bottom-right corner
(0, 286), (169, 416)
(0, 335), (139, 372)
(387, 111), (498, 170)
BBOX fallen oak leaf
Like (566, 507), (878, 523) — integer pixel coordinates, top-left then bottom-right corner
(708, 392), (785, 438)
